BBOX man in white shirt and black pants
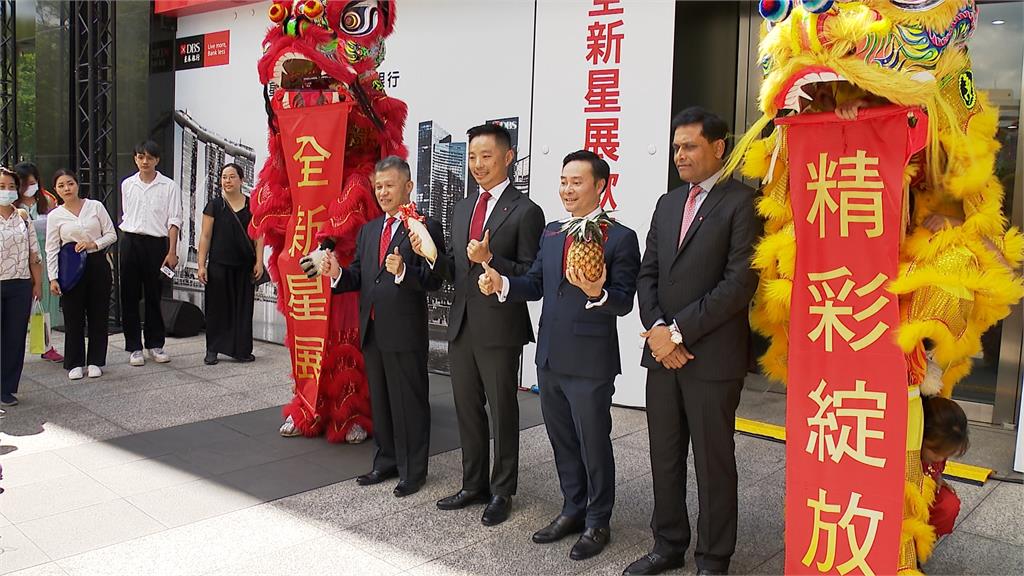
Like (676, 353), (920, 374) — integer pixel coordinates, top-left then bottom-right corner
(118, 140), (183, 366)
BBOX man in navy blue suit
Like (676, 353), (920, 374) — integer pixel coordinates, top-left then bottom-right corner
(478, 150), (641, 561)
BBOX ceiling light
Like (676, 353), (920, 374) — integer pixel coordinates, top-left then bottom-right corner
(992, 19), (1006, 25)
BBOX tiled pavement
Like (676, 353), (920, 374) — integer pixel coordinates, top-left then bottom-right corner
(0, 333), (1021, 575)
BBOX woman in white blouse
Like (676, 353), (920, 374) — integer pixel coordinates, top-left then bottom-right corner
(0, 167), (43, 408)
(45, 169), (117, 380)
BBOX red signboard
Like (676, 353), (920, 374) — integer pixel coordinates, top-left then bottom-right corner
(154, 0), (262, 18)
(176, 31), (230, 70)
(779, 105), (928, 575)
(274, 99), (354, 417)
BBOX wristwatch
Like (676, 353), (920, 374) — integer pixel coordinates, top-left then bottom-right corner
(668, 323), (683, 345)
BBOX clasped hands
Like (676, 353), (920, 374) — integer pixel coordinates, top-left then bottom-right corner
(641, 325), (695, 369)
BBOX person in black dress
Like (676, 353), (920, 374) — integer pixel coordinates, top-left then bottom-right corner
(197, 163), (264, 364)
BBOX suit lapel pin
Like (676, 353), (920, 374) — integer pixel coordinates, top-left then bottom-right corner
(698, 216), (704, 222)
(503, 207), (508, 212)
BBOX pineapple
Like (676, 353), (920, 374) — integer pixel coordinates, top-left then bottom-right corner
(561, 210), (615, 282)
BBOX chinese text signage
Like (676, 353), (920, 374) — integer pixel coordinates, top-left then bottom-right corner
(582, 0), (623, 209)
(779, 106), (928, 575)
(275, 101), (354, 416)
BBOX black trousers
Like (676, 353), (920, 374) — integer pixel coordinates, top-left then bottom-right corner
(449, 326), (522, 496)
(646, 369), (743, 573)
(362, 322), (431, 483)
(204, 262), (254, 359)
(538, 366), (616, 528)
(119, 233), (168, 351)
(0, 278), (32, 398)
(62, 251), (111, 369)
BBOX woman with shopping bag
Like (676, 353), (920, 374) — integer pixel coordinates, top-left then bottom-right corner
(0, 167), (43, 407)
(15, 161), (64, 363)
(196, 163), (264, 365)
(45, 169), (116, 380)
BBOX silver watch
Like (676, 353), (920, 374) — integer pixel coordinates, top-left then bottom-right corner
(668, 324), (683, 345)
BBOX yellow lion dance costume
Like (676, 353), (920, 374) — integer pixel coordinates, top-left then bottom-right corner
(728, 0), (1023, 572)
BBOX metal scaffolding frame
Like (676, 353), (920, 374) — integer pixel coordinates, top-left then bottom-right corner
(70, 0), (119, 326)
(0, 0), (16, 167)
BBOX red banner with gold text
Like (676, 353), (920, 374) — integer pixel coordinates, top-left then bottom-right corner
(780, 106), (928, 575)
(275, 100), (353, 418)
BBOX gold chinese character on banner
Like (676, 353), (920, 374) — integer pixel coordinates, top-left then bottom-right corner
(289, 205), (326, 257)
(807, 267), (890, 352)
(805, 150), (884, 239)
(286, 274), (328, 321)
(806, 379), (887, 468)
(803, 489), (884, 576)
(293, 335), (324, 380)
(292, 135), (332, 188)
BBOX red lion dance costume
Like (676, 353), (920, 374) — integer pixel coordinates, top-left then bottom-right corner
(250, 0), (407, 443)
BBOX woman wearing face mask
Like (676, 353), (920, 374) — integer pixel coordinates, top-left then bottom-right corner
(0, 167), (43, 407)
(196, 163), (263, 365)
(15, 161), (64, 363)
(45, 169), (117, 380)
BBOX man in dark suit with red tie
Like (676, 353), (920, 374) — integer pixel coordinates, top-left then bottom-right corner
(324, 156), (445, 498)
(479, 150), (640, 561)
(624, 108), (760, 576)
(415, 123), (545, 526)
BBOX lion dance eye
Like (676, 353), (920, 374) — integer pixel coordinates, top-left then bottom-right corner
(759, 0), (793, 23)
(341, 0), (380, 37)
(799, 0), (834, 14)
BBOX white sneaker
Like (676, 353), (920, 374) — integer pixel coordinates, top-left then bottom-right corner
(87, 365), (102, 378)
(68, 367), (84, 380)
(148, 348), (170, 363)
(279, 415), (302, 437)
(129, 351), (145, 366)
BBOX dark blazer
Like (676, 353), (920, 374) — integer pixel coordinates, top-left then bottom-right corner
(637, 177), (760, 381)
(433, 183), (545, 347)
(332, 215), (445, 352)
(505, 219), (640, 380)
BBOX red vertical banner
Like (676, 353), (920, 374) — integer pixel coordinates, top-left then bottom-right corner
(780, 106), (928, 575)
(275, 101), (353, 417)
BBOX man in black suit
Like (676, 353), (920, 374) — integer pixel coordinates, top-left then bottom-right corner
(323, 156), (445, 498)
(479, 150), (640, 561)
(624, 108), (759, 576)
(413, 123), (545, 526)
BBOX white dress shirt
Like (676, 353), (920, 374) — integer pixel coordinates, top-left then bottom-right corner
(119, 171), (183, 237)
(332, 215), (406, 287)
(45, 199), (118, 279)
(0, 209), (41, 281)
(686, 166), (725, 219)
(495, 206), (607, 308)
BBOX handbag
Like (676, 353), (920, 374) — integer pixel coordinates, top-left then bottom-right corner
(225, 198), (270, 286)
(28, 301), (46, 355)
(57, 242), (87, 293)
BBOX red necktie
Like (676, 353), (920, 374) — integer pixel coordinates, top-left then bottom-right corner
(469, 191), (492, 241)
(562, 233), (573, 275)
(379, 217), (395, 266)
(678, 185), (703, 247)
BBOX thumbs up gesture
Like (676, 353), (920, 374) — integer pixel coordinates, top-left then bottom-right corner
(467, 229), (492, 264)
(385, 246), (405, 277)
(478, 260), (503, 296)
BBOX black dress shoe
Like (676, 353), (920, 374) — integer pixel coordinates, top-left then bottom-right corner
(481, 495), (511, 526)
(436, 489), (491, 510)
(393, 479), (423, 498)
(234, 354), (255, 362)
(623, 552), (685, 575)
(696, 569), (725, 575)
(204, 351), (219, 365)
(532, 515), (585, 544)
(356, 469), (398, 486)
(570, 526), (611, 561)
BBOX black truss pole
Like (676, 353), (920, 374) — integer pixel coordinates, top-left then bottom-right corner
(70, 0), (119, 328)
(0, 0), (16, 167)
